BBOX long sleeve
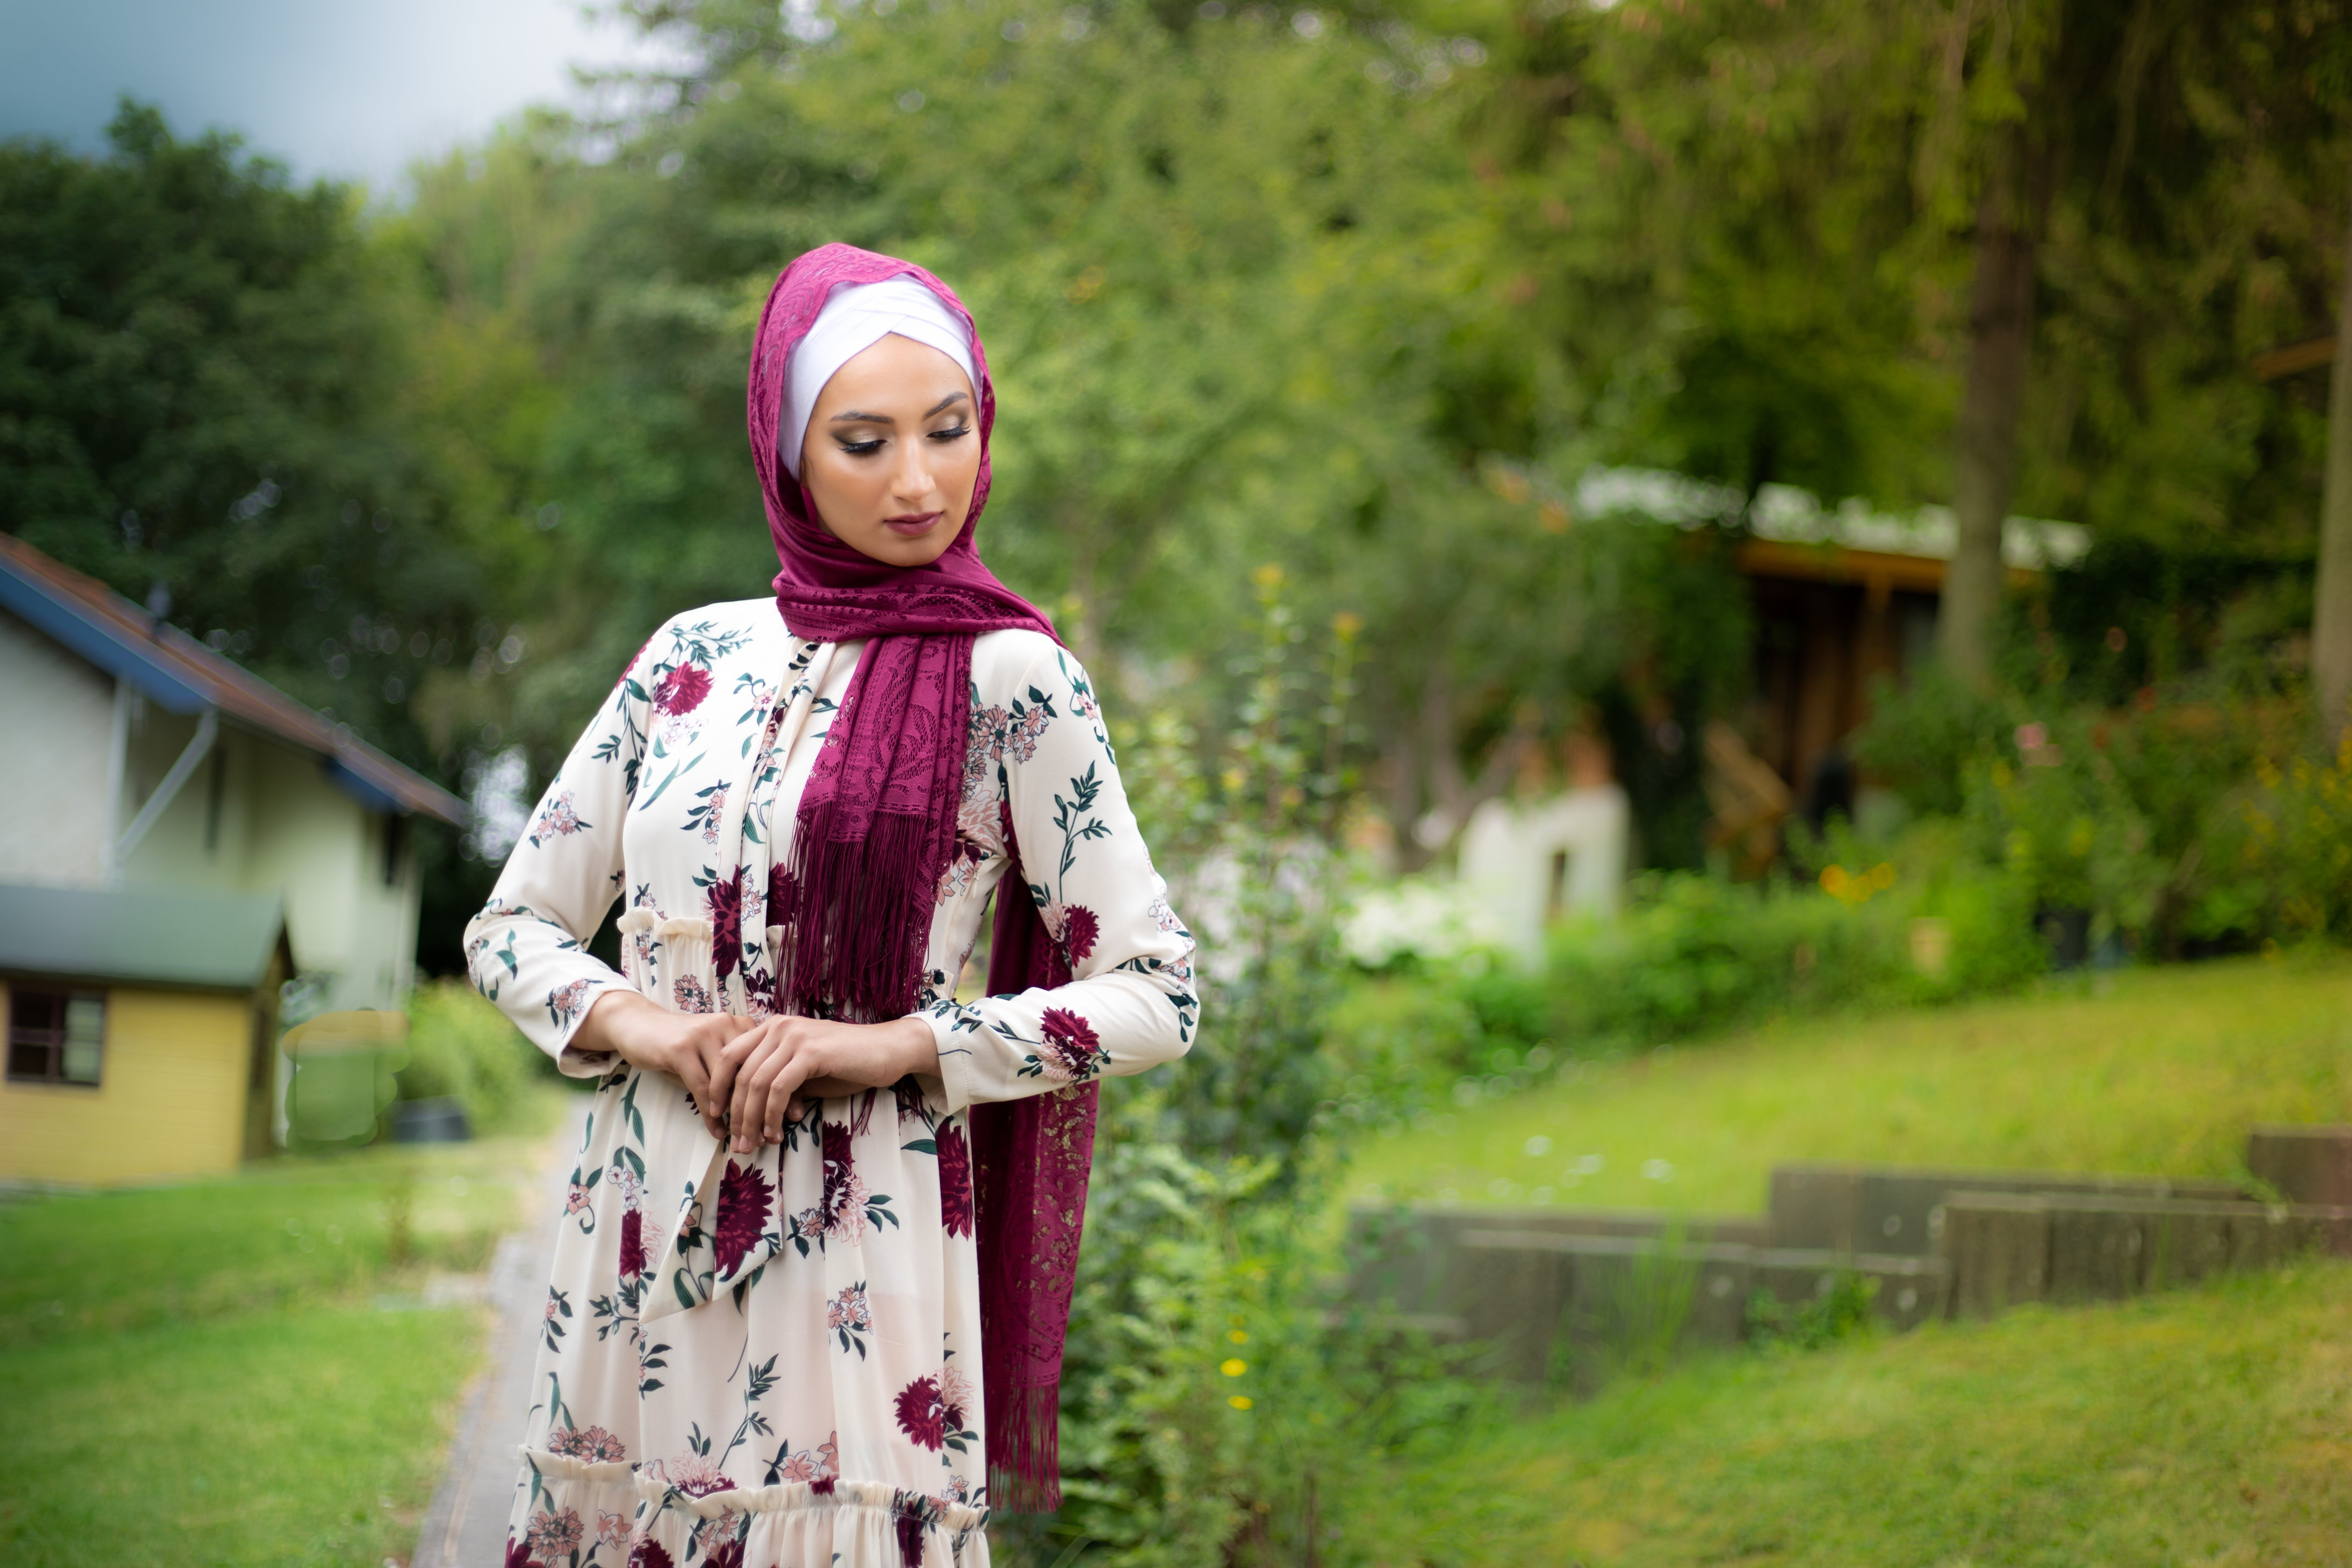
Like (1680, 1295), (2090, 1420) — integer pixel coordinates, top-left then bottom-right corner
(923, 643), (1198, 1113)
(463, 633), (660, 1076)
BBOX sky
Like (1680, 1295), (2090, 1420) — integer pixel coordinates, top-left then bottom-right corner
(0, 0), (684, 194)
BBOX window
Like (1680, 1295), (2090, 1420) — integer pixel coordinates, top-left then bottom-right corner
(6, 988), (106, 1086)
(381, 813), (408, 888)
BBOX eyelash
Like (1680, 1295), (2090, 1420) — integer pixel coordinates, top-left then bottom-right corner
(835, 424), (971, 458)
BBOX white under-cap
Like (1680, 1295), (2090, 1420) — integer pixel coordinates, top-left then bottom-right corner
(780, 277), (979, 477)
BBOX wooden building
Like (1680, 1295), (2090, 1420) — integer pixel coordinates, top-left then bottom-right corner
(1721, 485), (2086, 831)
(0, 535), (465, 1185)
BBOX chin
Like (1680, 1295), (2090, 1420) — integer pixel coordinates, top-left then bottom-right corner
(868, 528), (956, 568)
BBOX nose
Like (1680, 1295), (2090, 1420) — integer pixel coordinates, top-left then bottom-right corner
(891, 434), (938, 506)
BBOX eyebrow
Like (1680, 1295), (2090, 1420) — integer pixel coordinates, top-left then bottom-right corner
(829, 391), (971, 424)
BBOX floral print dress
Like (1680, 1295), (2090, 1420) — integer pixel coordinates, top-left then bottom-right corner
(465, 601), (1196, 1568)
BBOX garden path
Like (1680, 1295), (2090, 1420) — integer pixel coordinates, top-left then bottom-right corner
(413, 1107), (583, 1568)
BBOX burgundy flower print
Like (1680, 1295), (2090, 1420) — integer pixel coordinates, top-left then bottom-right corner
(653, 662), (712, 716)
(546, 1423), (627, 1462)
(936, 1122), (974, 1238)
(818, 1120), (871, 1243)
(618, 1207), (647, 1279)
(1059, 903), (1099, 964)
(894, 1367), (976, 1454)
(710, 1160), (773, 1277)
(704, 867), (745, 983)
(702, 1534), (746, 1568)
(893, 1374), (950, 1451)
(504, 1540), (542, 1568)
(629, 1539), (676, 1568)
(1037, 1007), (1108, 1082)
(895, 1500), (932, 1568)
(525, 1507), (583, 1558)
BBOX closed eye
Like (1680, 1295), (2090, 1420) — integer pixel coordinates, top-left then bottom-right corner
(834, 436), (886, 456)
(928, 424), (971, 444)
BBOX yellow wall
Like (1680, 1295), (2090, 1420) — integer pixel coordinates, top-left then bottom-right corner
(0, 982), (254, 1185)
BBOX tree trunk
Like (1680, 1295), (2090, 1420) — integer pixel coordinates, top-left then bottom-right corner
(2313, 209), (2352, 754)
(1940, 139), (2042, 687)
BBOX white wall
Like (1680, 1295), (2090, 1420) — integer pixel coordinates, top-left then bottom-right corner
(1459, 786), (1632, 965)
(0, 608), (114, 888)
(1, 611), (422, 1012)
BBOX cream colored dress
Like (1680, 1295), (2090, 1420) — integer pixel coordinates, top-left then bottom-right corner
(466, 600), (1195, 1568)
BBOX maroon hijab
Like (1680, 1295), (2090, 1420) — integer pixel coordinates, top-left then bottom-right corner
(748, 243), (1095, 1513)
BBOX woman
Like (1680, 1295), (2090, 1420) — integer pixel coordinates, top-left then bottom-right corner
(466, 244), (1197, 1568)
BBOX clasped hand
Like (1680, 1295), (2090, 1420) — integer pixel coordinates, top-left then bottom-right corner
(575, 992), (939, 1153)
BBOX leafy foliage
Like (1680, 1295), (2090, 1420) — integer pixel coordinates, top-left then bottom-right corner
(0, 103), (501, 762)
(394, 978), (546, 1135)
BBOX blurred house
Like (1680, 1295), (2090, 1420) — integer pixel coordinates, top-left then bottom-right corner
(1575, 469), (2090, 858)
(1729, 487), (2085, 827)
(1459, 731), (1630, 964)
(0, 536), (464, 1185)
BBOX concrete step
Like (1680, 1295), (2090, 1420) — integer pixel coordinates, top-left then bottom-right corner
(1345, 1203), (1772, 1320)
(2249, 1124), (2352, 1208)
(1769, 1162), (2247, 1257)
(1941, 1191), (2352, 1320)
(1448, 1228), (1949, 1388)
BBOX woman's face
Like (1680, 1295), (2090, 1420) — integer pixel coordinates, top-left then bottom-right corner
(798, 332), (980, 569)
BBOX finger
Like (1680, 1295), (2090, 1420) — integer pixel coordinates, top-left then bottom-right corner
(705, 1025), (771, 1147)
(744, 1043), (792, 1148)
(763, 1041), (820, 1143)
(702, 1022), (761, 1139)
(729, 1033), (786, 1154)
(666, 1050), (716, 1136)
(777, 1046), (822, 1130)
(718, 1018), (770, 1064)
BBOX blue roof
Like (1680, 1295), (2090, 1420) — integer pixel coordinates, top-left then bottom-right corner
(0, 534), (465, 825)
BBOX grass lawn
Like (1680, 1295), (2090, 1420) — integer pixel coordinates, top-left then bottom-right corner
(1347, 1260), (2352, 1566)
(1341, 955), (2352, 1214)
(0, 1096), (567, 1567)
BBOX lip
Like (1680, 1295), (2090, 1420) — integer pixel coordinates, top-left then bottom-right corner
(882, 511), (944, 537)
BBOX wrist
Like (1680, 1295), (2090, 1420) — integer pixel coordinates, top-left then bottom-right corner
(579, 990), (669, 1071)
(887, 1013), (941, 1081)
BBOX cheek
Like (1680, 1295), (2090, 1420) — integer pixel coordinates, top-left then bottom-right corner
(805, 453), (878, 526)
(944, 444), (985, 510)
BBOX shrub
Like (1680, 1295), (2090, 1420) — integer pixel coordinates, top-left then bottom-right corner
(1377, 826), (2045, 1073)
(1746, 1271), (1878, 1351)
(1851, 666), (2010, 818)
(2220, 735), (2352, 942)
(394, 979), (539, 1135)
(1954, 696), (2294, 955)
(1545, 873), (1906, 1049)
(1001, 567), (1480, 1565)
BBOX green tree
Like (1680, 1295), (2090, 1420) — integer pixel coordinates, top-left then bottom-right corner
(0, 103), (496, 760)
